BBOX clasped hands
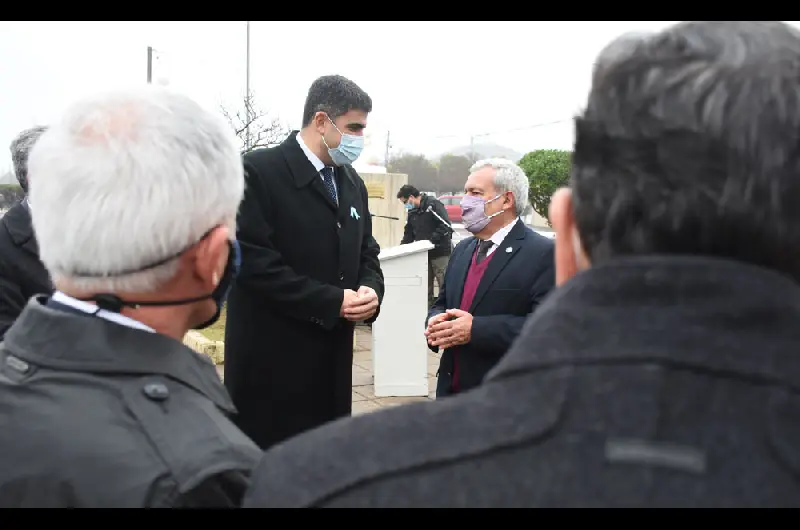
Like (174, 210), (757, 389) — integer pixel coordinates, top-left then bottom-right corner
(424, 308), (473, 350)
(341, 286), (379, 322)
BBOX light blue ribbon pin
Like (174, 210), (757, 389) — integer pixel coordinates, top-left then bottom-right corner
(350, 207), (360, 220)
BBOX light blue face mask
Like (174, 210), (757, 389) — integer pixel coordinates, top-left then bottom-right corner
(322, 114), (364, 166)
(404, 202), (414, 210)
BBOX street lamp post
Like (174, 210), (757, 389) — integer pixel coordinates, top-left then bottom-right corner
(147, 46), (153, 84)
(245, 21), (251, 150)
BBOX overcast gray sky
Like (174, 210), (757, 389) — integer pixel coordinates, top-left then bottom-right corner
(0, 20), (719, 172)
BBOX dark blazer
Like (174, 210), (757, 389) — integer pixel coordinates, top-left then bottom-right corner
(224, 132), (384, 450)
(243, 256), (800, 508)
(0, 200), (52, 339)
(428, 219), (554, 396)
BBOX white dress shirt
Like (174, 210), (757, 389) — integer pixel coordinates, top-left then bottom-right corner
(296, 132), (337, 196)
(50, 291), (155, 333)
(480, 217), (520, 258)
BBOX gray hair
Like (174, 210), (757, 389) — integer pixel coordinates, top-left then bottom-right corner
(27, 86), (245, 293)
(571, 21), (800, 278)
(9, 125), (48, 192)
(469, 158), (529, 216)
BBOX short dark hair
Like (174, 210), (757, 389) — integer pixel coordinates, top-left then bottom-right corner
(301, 75), (372, 127)
(397, 185), (420, 200)
(10, 125), (48, 192)
(572, 21), (800, 281)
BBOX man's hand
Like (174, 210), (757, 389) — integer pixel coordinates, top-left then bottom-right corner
(424, 312), (450, 349)
(425, 312), (449, 332)
(425, 308), (473, 349)
(340, 289), (359, 317)
(343, 286), (379, 322)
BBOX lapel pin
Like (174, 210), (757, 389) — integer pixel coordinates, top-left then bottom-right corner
(350, 207), (360, 220)
(506, 246), (513, 253)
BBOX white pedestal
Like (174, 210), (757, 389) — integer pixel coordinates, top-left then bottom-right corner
(372, 240), (434, 397)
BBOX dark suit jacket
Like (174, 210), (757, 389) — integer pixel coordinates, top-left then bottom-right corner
(0, 201), (52, 339)
(224, 132), (384, 450)
(428, 219), (554, 396)
(243, 256), (800, 507)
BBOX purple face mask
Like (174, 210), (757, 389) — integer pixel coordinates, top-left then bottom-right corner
(461, 194), (502, 234)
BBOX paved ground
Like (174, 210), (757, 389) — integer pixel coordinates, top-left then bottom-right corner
(215, 325), (439, 416)
(351, 325), (438, 415)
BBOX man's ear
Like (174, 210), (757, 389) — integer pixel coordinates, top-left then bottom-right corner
(549, 188), (581, 286)
(505, 192), (515, 212)
(313, 112), (328, 134)
(193, 225), (230, 289)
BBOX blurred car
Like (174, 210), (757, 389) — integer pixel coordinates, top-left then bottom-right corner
(437, 194), (465, 223)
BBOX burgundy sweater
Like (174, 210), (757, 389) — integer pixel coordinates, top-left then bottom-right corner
(452, 247), (495, 392)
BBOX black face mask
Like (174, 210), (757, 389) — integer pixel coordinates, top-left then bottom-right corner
(78, 235), (241, 330)
(194, 239), (240, 329)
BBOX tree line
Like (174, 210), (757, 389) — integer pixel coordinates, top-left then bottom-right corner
(0, 185), (24, 210)
(219, 94), (573, 222)
(0, 95), (572, 223)
(389, 149), (572, 224)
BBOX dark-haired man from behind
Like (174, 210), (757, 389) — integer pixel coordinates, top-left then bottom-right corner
(397, 185), (452, 303)
(225, 74), (384, 450)
(0, 126), (53, 340)
(243, 20), (800, 507)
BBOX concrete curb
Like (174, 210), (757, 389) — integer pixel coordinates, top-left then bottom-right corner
(183, 328), (360, 367)
(183, 330), (225, 365)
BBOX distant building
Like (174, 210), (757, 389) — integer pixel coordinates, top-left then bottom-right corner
(527, 209), (550, 228)
(353, 162), (387, 174)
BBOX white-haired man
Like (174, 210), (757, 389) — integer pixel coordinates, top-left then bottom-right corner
(0, 87), (261, 508)
(424, 158), (555, 397)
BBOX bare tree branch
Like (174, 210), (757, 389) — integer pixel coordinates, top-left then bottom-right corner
(220, 92), (291, 153)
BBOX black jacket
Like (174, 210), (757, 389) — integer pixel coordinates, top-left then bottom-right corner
(244, 256), (800, 507)
(0, 201), (52, 339)
(429, 219), (554, 396)
(224, 132), (385, 450)
(401, 194), (452, 258)
(0, 297), (261, 507)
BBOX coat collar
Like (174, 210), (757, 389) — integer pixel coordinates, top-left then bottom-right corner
(3, 297), (235, 413)
(280, 131), (359, 215)
(488, 255), (800, 391)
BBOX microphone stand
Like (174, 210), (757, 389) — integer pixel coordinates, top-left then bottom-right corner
(426, 205), (455, 234)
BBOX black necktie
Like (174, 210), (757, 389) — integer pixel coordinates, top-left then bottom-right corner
(476, 240), (494, 264)
(320, 167), (337, 203)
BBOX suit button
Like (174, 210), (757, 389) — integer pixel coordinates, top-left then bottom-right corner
(339, 272), (345, 281)
(143, 382), (169, 401)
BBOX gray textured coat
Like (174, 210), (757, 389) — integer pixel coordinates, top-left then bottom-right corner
(244, 256), (800, 508)
(0, 297), (261, 508)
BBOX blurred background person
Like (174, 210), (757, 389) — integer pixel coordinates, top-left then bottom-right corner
(0, 126), (53, 339)
(397, 185), (453, 303)
(0, 87), (260, 507)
